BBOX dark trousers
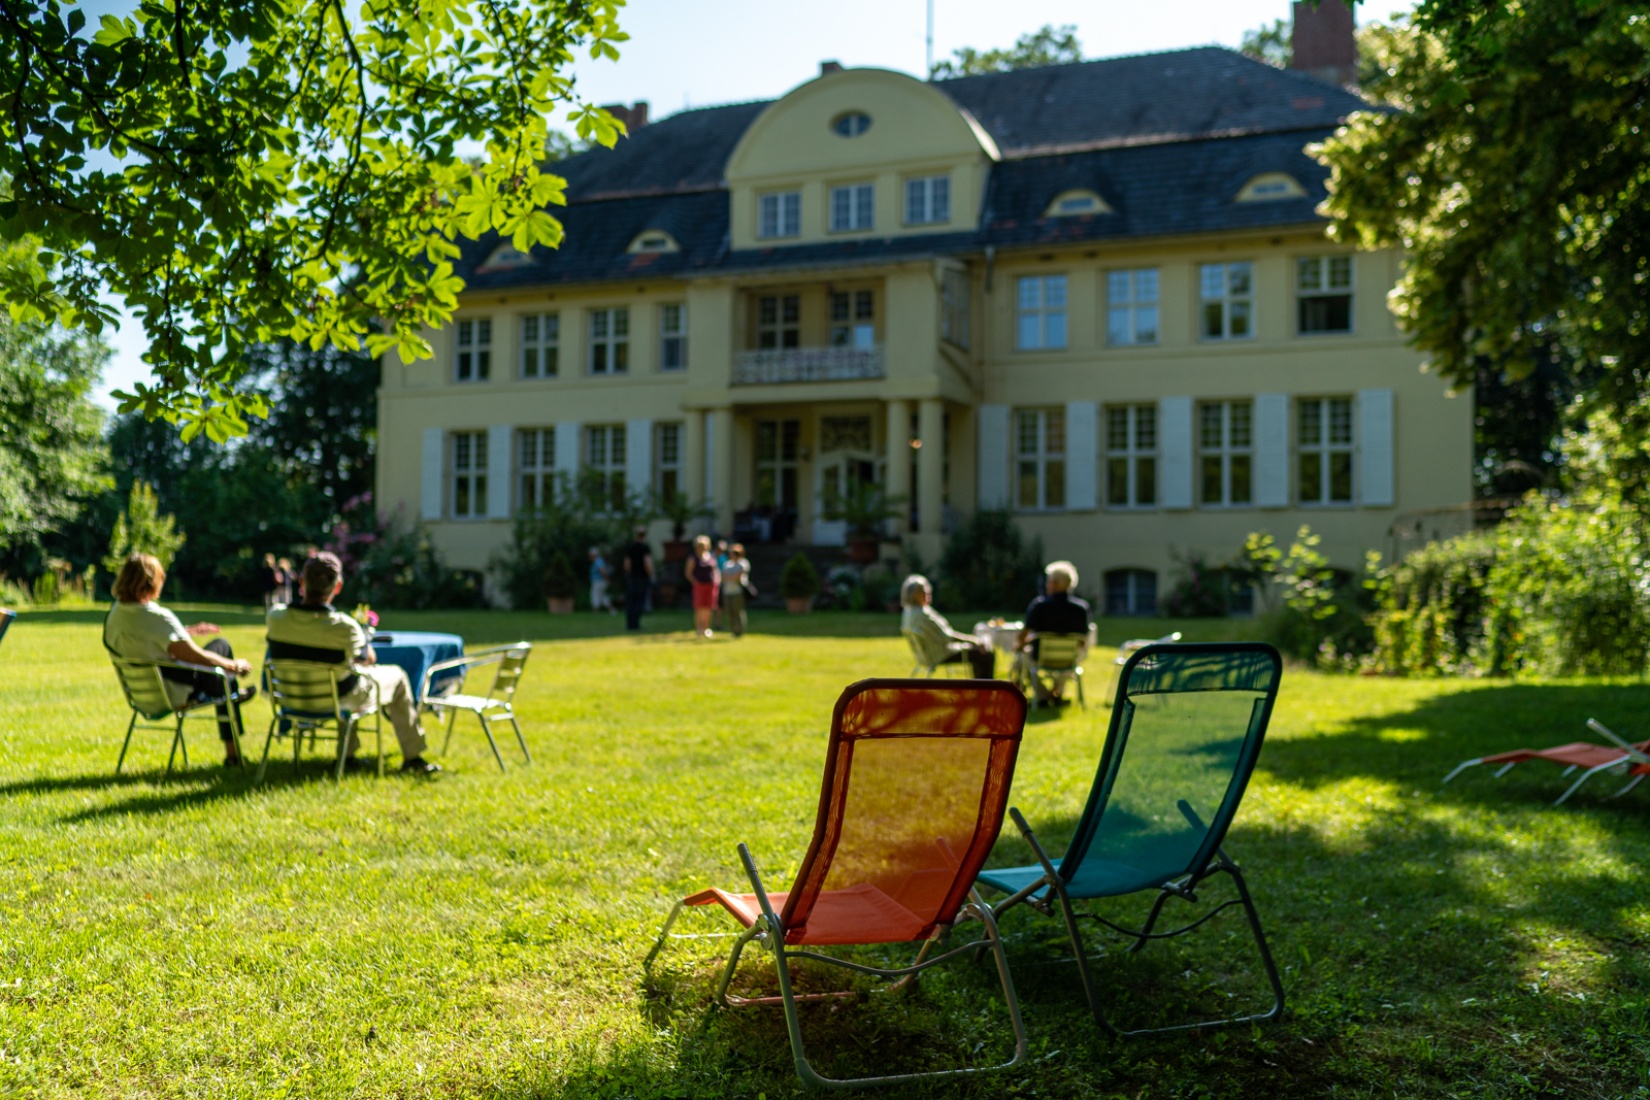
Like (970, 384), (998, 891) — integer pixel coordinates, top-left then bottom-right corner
(625, 582), (649, 631)
(942, 644), (996, 679)
(159, 637), (243, 747)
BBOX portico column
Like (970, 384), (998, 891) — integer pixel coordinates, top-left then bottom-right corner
(884, 399), (912, 537)
(683, 410), (705, 506)
(709, 406), (735, 535)
(917, 398), (945, 553)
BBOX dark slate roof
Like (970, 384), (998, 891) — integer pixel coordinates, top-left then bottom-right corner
(981, 130), (1331, 247)
(937, 47), (1368, 158)
(552, 100), (768, 201)
(717, 231), (982, 275)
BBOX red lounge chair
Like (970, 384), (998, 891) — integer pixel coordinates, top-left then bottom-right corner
(1442, 719), (1650, 805)
(646, 678), (1028, 1090)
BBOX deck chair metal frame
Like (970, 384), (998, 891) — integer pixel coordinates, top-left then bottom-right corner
(0, 608), (14, 647)
(417, 642), (533, 771)
(1019, 631), (1088, 709)
(1102, 631), (1181, 704)
(647, 678), (1029, 1090)
(980, 642), (1285, 1038)
(258, 659), (383, 783)
(902, 629), (970, 678)
(109, 657), (245, 776)
(1442, 718), (1650, 805)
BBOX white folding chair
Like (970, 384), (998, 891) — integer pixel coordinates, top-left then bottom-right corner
(903, 630), (971, 678)
(260, 659), (383, 783)
(419, 642), (533, 771)
(109, 657), (245, 775)
(1103, 631), (1182, 704)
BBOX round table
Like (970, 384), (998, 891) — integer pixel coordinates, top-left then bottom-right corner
(973, 621), (1100, 656)
(369, 631), (465, 701)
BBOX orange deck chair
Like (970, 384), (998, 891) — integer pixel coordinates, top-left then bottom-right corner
(646, 678), (1029, 1090)
(1443, 719), (1650, 805)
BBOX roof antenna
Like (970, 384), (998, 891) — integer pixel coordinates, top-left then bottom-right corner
(926, 0), (934, 78)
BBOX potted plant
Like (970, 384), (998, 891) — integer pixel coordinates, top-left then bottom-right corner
(822, 480), (907, 564)
(542, 551), (577, 614)
(655, 490), (715, 563)
(780, 552), (822, 614)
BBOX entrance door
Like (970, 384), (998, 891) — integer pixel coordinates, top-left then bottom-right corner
(814, 452), (880, 546)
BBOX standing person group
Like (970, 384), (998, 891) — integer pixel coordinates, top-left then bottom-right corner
(686, 535), (720, 639)
(588, 546), (615, 614)
(622, 526), (654, 631)
(259, 554), (295, 609)
(718, 543), (752, 638)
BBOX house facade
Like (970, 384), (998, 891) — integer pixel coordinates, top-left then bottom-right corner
(376, 46), (1472, 614)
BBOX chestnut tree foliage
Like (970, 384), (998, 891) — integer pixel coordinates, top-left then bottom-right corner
(1315, 0), (1650, 490)
(0, 0), (627, 441)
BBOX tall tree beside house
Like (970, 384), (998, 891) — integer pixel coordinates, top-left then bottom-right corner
(0, 313), (110, 576)
(1314, 0), (1650, 498)
(0, 0), (629, 441)
(243, 339), (379, 520)
(929, 24), (1082, 78)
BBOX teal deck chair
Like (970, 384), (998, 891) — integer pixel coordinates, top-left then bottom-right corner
(977, 642), (1285, 1036)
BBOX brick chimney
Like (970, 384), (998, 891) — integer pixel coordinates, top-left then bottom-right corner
(601, 101), (649, 131)
(1291, 0), (1356, 87)
(820, 60), (844, 76)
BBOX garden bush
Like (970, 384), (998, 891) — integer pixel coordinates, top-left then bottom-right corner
(491, 469), (652, 611)
(780, 552), (821, 602)
(1242, 528), (1378, 667)
(933, 509), (1044, 613)
(1370, 530), (1499, 676)
(331, 511), (485, 610)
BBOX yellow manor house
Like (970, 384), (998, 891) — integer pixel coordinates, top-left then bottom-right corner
(376, 39), (1472, 614)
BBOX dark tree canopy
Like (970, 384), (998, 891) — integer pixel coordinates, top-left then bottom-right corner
(0, 0), (626, 441)
(929, 24), (1082, 79)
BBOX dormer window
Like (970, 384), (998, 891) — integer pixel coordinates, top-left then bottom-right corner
(831, 111), (872, 137)
(627, 229), (680, 254)
(1044, 189), (1111, 217)
(1236, 173), (1307, 202)
(479, 242), (532, 270)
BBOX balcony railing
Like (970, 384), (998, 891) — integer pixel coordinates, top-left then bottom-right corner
(732, 345), (885, 385)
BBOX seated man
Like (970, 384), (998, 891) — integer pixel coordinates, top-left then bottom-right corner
(900, 574), (994, 678)
(266, 553), (440, 775)
(1016, 561), (1092, 703)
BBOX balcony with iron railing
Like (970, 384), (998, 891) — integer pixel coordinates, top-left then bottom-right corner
(732, 345), (886, 385)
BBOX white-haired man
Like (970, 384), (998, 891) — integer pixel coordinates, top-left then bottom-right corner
(1016, 561), (1092, 703)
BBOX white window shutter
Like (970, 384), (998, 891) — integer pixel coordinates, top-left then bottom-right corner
(626, 418), (652, 500)
(977, 405), (1010, 509)
(1359, 388), (1395, 506)
(554, 420), (580, 474)
(420, 428), (444, 521)
(1064, 401), (1097, 511)
(703, 416), (716, 502)
(1254, 393), (1290, 507)
(486, 425), (512, 518)
(1159, 397), (1194, 510)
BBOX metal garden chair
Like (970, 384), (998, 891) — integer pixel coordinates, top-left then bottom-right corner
(978, 642), (1285, 1037)
(1019, 632), (1088, 708)
(902, 629), (970, 678)
(416, 642), (533, 771)
(1443, 718), (1650, 805)
(1102, 630), (1181, 704)
(109, 657), (245, 776)
(646, 678), (1029, 1089)
(258, 659), (383, 783)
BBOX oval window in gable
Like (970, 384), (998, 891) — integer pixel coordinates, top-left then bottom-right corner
(831, 111), (872, 137)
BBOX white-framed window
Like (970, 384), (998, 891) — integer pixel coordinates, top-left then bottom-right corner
(1016, 275), (1068, 350)
(1106, 268), (1160, 346)
(1105, 569), (1158, 616)
(450, 430), (488, 519)
(1200, 262), (1254, 340)
(455, 319), (491, 382)
(905, 175), (951, 225)
(758, 190), (801, 240)
(655, 421), (682, 502)
(520, 313), (558, 378)
(588, 307), (629, 375)
(832, 111), (872, 137)
(517, 427), (555, 512)
(756, 294), (800, 349)
(830, 289), (875, 348)
(1015, 407), (1066, 511)
(941, 268), (969, 349)
(659, 303), (687, 371)
(585, 424), (627, 512)
(829, 183), (874, 232)
(1298, 256), (1354, 335)
(1199, 400), (1253, 507)
(1298, 396), (1355, 505)
(1105, 404), (1157, 509)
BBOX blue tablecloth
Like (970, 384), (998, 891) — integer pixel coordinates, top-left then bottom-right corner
(369, 631), (464, 701)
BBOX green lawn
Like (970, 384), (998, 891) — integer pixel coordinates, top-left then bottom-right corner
(1, 607), (1647, 1098)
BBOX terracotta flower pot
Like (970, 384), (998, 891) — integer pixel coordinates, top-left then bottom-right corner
(546, 596), (575, 614)
(785, 596), (813, 614)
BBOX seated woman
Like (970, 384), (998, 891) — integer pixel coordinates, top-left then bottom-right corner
(103, 553), (255, 766)
(900, 574), (994, 678)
